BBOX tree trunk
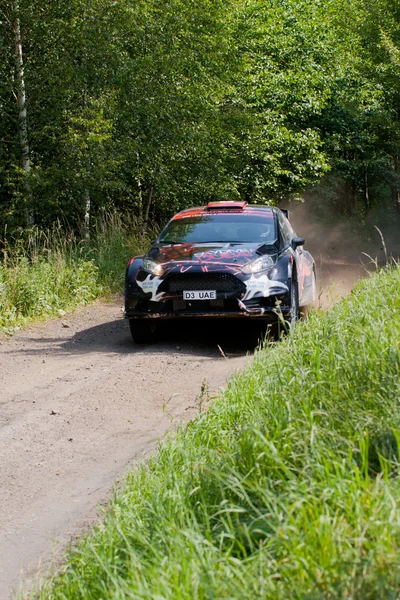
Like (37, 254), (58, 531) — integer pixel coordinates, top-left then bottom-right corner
(393, 187), (400, 211)
(350, 178), (357, 214)
(13, 0), (33, 225)
(364, 165), (370, 210)
(84, 188), (91, 242)
(143, 186), (154, 235)
(391, 157), (400, 211)
(340, 178), (357, 216)
(137, 179), (143, 221)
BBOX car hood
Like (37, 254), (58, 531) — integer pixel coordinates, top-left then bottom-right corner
(146, 242), (271, 273)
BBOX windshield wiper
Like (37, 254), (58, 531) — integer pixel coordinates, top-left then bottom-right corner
(257, 243), (277, 255)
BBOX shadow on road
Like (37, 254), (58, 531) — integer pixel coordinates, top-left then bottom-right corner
(8, 317), (276, 359)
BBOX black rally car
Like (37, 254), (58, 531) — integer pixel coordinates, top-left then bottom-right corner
(124, 201), (317, 342)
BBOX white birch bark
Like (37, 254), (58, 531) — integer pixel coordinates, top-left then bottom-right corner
(391, 157), (400, 210)
(137, 179), (143, 221)
(143, 185), (154, 235)
(13, 0), (33, 225)
(84, 188), (91, 242)
(364, 165), (369, 209)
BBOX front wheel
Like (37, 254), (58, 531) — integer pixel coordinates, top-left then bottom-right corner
(129, 319), (158, 344)
(288, 278), (299, 326)
(300, 269), (317, 319)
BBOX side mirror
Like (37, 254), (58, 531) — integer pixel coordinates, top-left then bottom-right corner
(151, 239), (157, 246)
(292, 236), (305, 249)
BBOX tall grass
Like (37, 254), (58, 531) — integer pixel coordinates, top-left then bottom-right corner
(36, 265), (400, 599)
(0, 214), (153, 331)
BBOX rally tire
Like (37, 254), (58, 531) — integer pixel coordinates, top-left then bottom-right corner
(288, 278), (299, 326)
(129, 319), (158, 344)
(300, 269), (317, 319)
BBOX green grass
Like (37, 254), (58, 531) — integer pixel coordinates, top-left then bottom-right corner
(34, 264), (400, 600)
(0, 214), (153, 332)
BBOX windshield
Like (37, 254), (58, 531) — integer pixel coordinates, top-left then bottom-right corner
(159, 213), (277, 244)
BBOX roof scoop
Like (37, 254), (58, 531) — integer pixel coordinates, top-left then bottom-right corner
(206, 201), (247, 211)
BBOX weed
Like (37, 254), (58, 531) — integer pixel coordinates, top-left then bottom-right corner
(196, 379), (210, 413)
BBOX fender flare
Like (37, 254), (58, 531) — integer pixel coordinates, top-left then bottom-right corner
(271, 254), (291, 282)
(125, 256), (144, 295)
(299, 250), (317, 307)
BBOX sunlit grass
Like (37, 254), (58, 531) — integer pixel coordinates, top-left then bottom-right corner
(34, 265), (400, 599)
(0, 214), (154, 331)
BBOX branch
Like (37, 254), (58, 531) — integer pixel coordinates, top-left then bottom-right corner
(381, 28), (400, 66)
(0, 6), (11, 26)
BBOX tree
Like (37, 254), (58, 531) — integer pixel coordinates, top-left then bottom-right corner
(0, 0), (33, 225)
(2, 0), (400, 232)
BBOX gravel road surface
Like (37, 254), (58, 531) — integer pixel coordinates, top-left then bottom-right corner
(0, 303), (264, 598)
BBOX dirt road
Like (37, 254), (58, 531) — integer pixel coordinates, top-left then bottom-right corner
(0, 303), (266, 598)
(0, 238), (370, 599)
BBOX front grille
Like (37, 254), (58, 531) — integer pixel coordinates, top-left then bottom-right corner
(167, 273), (245, 294)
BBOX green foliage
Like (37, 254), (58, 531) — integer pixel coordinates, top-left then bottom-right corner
(0, 255), (100, 329)
(87, 212), (157, 292)
(0, 213), (152, 331)
(1, 0), (400, 228)
(314, 0), (400, 213)
(36, 265), (400, 599)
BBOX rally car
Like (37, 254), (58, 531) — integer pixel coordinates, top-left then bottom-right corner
(124, 201), (317, 342)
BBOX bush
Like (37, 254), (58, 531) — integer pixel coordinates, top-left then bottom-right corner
(0, 214), (153, 331)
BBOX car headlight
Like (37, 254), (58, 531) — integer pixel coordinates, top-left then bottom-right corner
(241, 254), (275, 274)
(142, 258), (163, 276)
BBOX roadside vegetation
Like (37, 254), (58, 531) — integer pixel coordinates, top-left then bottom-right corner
(0, 214), (152, 332)
(36, 264), (400, 599)
(1, 0), (400, 330)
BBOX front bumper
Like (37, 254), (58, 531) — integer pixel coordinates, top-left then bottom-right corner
(124, 302), (291, 321)
(125, 267), (291, 321)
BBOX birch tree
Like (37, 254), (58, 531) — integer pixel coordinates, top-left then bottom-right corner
(1, 0), (400, 231)
(0, 0), (33, 224)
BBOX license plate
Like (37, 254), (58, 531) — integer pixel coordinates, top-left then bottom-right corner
(183, 290), (217, 300)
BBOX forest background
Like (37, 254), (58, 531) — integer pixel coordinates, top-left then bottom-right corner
(1, 0), (400, 239)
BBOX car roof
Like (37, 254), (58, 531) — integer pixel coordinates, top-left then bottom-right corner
(172, 204), (279, 221)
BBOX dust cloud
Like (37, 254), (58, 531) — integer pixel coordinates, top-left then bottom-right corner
(283, 198), (399, 308)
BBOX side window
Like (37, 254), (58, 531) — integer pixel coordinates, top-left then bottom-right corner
(278, 212), (294, 247)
